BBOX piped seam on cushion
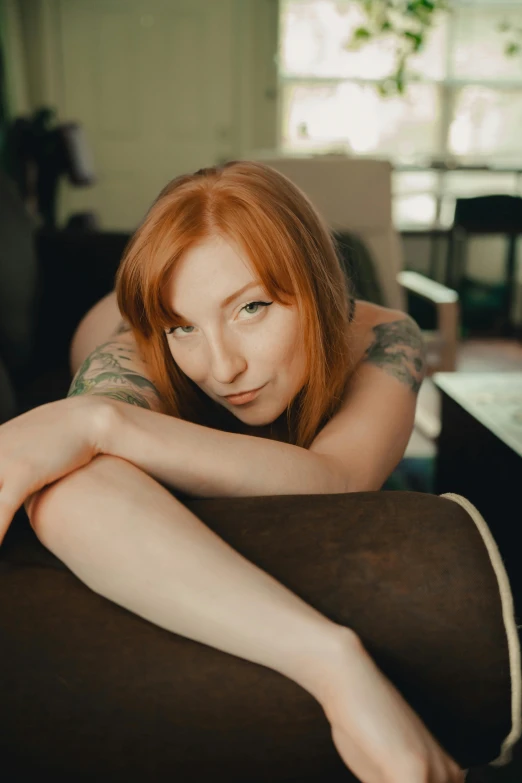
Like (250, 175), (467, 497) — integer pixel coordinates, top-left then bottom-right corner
(441, 492), (522, 767)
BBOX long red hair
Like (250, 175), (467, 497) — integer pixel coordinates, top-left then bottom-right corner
(115, 160), (356, 449)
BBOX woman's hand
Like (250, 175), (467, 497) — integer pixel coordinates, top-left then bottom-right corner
(0, 396), (109, 543)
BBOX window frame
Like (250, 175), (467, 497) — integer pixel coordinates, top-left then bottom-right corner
(278, 0), (522, 227)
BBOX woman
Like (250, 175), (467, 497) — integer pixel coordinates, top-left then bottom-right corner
(0, 161), (464, 782)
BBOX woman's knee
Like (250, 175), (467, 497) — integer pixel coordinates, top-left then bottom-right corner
(26, 455), (132, 545)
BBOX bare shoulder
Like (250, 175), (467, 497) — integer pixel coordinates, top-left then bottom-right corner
(349, 300), (414, 360)
(353, 299), (413, 329)
(70, 290), (136, 375)
(68, 291), (168, 413)
(349, 300), (425, 393)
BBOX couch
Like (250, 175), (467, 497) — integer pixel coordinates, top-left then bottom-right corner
(1, 172), (521, 781)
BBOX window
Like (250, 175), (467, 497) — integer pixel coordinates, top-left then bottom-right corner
(278, 0), (522, 227)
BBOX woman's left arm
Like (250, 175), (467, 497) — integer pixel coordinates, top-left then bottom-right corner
(308, 311), (426, 492)
(98, 401), (350, 500)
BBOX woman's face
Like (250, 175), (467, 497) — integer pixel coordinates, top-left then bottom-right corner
(162, 234), (308, 427)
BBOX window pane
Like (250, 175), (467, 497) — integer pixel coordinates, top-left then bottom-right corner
(279, 0), (446, 80)
(281, 82), (441, 159)
(392, 171), (441, 226)
(439, 171), (521, 226)
(393, 171), (440, 195)
(393, 194), (437, 227)
(449, 86), (522, 161)
(444, 170), (520, 197)
(450, 6), (522, 81)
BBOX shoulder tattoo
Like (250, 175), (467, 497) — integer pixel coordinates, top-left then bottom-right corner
(362, 316), (426, 394)
(67, 339), (165, 411)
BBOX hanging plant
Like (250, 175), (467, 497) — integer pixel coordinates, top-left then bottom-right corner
(343, 0), (450, 97)
(343, 1), (522, 97)
(498, 18), (522, 59)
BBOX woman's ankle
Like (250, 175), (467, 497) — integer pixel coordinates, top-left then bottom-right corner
(293, 624), (362, 705)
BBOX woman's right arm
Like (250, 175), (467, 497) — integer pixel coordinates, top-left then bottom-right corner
(15, 324), (172, 525)
(67, 323), (168, 415)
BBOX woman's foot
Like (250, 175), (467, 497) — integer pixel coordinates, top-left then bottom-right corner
(316, 629), (466, 783)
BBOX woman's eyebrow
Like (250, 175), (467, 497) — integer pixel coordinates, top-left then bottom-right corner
(171, 280), (263, 319)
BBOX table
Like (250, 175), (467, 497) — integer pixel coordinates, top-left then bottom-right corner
(434, 372), (522, 611)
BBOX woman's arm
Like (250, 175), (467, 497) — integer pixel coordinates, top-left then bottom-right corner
(68, 324), (349, 499)
(67, 309), (425, 499)
(98, 400), (349, 499)
(309, 310), (426, 492)
(67, 332), (168, 414)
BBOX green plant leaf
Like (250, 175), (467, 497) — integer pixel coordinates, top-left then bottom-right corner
(377, 80), (392, 97)
(353, 26), (372, 40)
(404, 30), (424, 51)
(347, 0), (453, 97)
(505, 41), (521, 57)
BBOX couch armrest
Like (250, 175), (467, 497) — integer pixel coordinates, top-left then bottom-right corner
(397, 271), (460, 372)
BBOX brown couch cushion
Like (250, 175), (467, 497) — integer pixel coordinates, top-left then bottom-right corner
(0, 353), (16, 424)
(0, 490), (519, 781)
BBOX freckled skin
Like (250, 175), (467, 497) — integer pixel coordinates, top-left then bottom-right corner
(162, 234), (309, 429)
(68, 243), (426, 444)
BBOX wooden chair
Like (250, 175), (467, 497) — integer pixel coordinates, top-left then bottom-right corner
(446, 194), (522, 337)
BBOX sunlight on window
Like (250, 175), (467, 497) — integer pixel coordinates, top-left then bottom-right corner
(282, 82), (439, 158)
(450, 87), (522, 160)
(280, 0), (395, 79)
(393, 171), (439, 195)
(280, 0), (446, 80)
(279, 0), (522, 226)
(451, 8), (522, 80)
(393, 194), (437, 227)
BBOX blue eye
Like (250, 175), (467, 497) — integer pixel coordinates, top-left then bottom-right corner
(165, 301), (272, 337)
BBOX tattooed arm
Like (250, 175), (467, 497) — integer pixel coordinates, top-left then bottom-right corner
(309, 307), (426, 492)
(67, 319), (168, 414)
(362, 316), (425, 394)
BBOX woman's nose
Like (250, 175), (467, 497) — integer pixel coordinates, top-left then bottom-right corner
(208, 337), (247, 384)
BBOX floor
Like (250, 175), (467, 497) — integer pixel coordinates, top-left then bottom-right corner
(403, 338), (522, 782)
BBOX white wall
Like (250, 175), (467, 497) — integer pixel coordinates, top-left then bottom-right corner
(5, 0), (279, 229)
(2, 0), (30, 114)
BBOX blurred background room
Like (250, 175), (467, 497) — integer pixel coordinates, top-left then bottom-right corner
(1, 3), (522, 778)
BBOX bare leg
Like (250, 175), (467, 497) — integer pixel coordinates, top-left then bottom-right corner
(29, 454), (348, 701)
(28, 454), (464, 782)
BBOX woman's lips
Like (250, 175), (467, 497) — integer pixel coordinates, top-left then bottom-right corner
(224, 385), (265, 405)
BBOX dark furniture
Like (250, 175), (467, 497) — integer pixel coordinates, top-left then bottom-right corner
(1, 489), (520, 780)
(434, 371), (522, 612)
(0, 182), (130, 423)
(446, 195), (522, 336)
(1, 173), (521, 781)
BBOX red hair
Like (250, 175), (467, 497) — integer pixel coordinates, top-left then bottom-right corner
(115, 160), (356, 449)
